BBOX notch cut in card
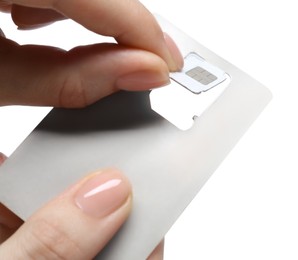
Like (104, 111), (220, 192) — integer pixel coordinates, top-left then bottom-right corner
(0, 14), (272, 260)
(150, 52), (231, 130)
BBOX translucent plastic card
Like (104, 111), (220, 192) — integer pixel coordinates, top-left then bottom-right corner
(0, 16), (272, 260)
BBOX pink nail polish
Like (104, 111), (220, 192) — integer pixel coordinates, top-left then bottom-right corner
(116, 70), (170, 90)
(75, 169), (131, 218)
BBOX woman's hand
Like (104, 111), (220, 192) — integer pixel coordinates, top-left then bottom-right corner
(0, 1), (183, 258)
(0, 154), (164, 259)
(0, 0), (183, 107)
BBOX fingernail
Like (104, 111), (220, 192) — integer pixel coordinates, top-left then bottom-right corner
(164, 32), (184, 72)
(116, 70), (170, 90)
(74, 169), (131, 218)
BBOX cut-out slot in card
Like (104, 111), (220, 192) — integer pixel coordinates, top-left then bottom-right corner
(0, 15), (272, 260)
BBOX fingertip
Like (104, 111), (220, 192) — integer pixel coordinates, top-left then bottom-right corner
(2, 169), (133, 259)
(163, 32), (184, 72)
(116, 69), (170, 91)
(11, 5), (65, 30)
(114, 49), (170, 91)
(74, 168), (132, 219)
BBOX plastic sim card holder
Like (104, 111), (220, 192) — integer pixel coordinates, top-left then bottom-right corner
(0, 15), (272, 260)
(150, 51), (231, 130)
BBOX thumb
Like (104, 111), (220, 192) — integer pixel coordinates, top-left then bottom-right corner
(0, 168), (132, 259)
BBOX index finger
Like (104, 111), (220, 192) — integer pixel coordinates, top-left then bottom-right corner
(11, 0), (182, 71)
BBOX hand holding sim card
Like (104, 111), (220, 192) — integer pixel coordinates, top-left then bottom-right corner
(0, 15), (271, 260)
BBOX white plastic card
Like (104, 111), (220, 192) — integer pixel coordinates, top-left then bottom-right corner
(0, 16), (272, 260)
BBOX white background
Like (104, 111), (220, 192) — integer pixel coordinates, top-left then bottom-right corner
(1, 0), (298, 259)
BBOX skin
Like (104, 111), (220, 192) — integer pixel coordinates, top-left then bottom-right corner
(0, 0), (183, 258)
(0, 0), (183, 107)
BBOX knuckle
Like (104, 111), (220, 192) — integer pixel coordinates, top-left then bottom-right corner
(24, 218), (82, 259)
(58, 75), (88, 108)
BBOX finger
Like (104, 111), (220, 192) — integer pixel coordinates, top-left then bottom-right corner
(0, 37), (169, 107)
(0, 203), (23, 243)
(10, 0), (183, 71)
(0, 28), (5, 38)
(0, 154), (24, 242)
(0, 152), (7, 165)
(147, 239), (165, 260)
(0, 0), (11, 12)
(11, 4), (66, 29)
(0, 168), (132, 259)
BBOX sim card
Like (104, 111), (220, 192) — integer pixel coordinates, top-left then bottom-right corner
(171, 52), (230, 94)
(150, 52), (231, 130)
(0, 15), (272, 260)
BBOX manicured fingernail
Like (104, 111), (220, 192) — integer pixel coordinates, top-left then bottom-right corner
(74, 169), (131, 218)
(116, 70), (170, 90)
(164, 32), (184, 71)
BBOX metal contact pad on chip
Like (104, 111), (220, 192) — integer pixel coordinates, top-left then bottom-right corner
(170, 52), (229, 94)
